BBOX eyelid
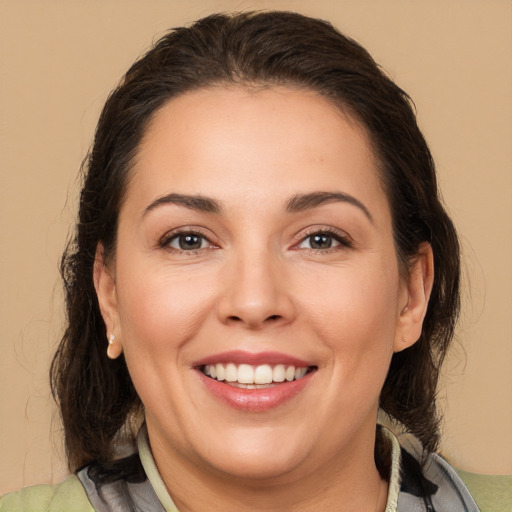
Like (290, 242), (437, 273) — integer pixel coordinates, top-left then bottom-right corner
(159, 226), (218, 251)
(291, 226), (353, 251)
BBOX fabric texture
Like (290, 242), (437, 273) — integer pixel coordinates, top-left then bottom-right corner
(1, 425), (482, 511)
(0, 475), (93, 512)
(455, 469), (512, 512)
(396, 432), (480, 511)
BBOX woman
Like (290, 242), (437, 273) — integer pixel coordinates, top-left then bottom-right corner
(1, 11), (478, 511)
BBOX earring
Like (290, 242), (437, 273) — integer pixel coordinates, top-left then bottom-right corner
(107, 333), (122, 359)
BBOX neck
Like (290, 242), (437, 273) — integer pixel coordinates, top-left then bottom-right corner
(148, 425), (389, 512)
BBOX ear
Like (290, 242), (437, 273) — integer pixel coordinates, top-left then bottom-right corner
(94, 243), (122, 358)
(394, 242), (434, 353)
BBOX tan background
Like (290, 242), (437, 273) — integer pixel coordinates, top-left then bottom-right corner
(1, 0), (511, 494)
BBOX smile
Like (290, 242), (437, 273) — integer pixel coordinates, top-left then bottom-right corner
(201, 363), (309, 388)
(195, 351), (317, 411)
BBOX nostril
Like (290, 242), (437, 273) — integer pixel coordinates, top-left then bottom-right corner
(267, 315), (281, 321)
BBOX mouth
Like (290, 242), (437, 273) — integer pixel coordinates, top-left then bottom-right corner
(194, 351), (317, 411)
(200, 363), (313, 389)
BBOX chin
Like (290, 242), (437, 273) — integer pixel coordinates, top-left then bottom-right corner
(196, 428), (312, 481)
(210, 450), (305, 482)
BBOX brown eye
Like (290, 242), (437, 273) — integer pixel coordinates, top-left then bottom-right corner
(297, 231), (352, 251)
(167, 232), (208, 251)
(299, 233), (339, 250)
(309, 234), (333, 249)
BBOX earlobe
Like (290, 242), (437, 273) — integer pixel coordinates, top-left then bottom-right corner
(93, 243), (121, 349)
(107, 333), (123, 359)
(394, 242), (434, 352)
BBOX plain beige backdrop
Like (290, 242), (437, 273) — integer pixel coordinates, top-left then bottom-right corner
(1, 0), (511, 494)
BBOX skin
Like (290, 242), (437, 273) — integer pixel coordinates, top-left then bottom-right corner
(95, 86), (433, 511)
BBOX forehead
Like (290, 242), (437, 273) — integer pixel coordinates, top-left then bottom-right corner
(126, 85), (389, 218)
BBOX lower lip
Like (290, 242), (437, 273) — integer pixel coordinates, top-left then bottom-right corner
(197, 370), (314, 412)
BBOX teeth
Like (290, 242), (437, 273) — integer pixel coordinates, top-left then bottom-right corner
(294, 367), (304, 380)
(216, 363), (225, 381)
(237, 364), (254, 384)
(202, 363), (309, 385)
(225, 363), (237, 382)
(254, 364), (273, 384)
(273, 364), (285, 382)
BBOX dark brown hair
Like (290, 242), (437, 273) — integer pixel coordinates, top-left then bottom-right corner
(51, 11), (460, 471)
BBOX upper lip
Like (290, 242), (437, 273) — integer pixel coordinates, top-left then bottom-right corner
(193, 350), (313, 368)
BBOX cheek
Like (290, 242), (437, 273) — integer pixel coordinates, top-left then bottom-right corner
(310, 261), (400, 330)
(115, 260), (218, 358)
(113, 264), (220, 423)
(304, 261), (401, 373)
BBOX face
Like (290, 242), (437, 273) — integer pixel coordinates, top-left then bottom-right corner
(96, 86), (429, 484)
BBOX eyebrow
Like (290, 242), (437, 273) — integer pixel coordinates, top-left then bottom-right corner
(142, 193), (222, 217)
(142, 190), (372, 222)
(286, 191), (373, 222)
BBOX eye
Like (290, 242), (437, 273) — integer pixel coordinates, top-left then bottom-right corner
(165, 232), (211, 251)
(297, 230), (351, 251)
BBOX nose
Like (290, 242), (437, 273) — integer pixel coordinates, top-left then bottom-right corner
(217, 249), (296, 329)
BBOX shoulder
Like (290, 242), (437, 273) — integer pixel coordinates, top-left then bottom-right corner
(455, 468), (512, 512)
(0, 475), (94, 512)
(397, 435), (480, 512)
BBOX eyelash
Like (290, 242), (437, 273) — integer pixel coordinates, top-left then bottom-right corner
(294, 228), (353, 253)
(159, 227), (352, 254)
(159, 229), (215, 254)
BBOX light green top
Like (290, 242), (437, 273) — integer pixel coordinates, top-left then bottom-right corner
(455, 468), (512, 512)
(0, 474), (94, 512)
(3, 427), (505, 511)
